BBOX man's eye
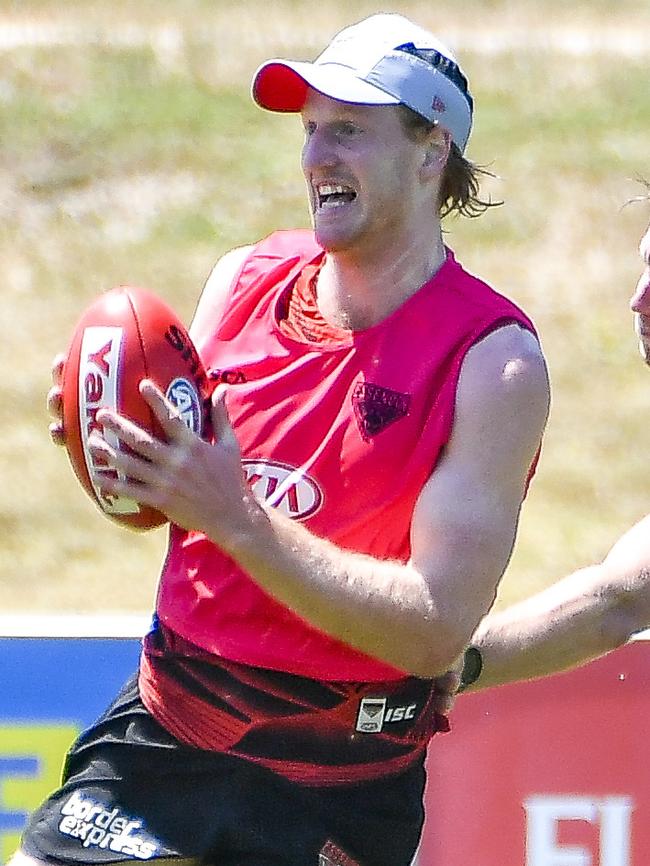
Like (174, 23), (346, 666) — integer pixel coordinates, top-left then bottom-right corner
(337, 122), (359, 137)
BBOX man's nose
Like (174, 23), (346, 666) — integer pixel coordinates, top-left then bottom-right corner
(302, 130), (337, 171)
(630, 270), (650, 314)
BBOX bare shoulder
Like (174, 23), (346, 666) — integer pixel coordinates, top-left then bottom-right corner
(463, 323), (548, 390)
(458, 323), (550, 428)
(189, 244), (254, 345)
(448, 323), (550, 487)
(204, 244), (255, 288)
(415, 323), (550, 512)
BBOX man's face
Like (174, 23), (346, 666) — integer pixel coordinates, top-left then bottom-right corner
(630, 222), (650, 361)
(300, 90), (438, 255)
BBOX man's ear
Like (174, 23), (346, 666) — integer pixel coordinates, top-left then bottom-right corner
(421, 128), (452, 179)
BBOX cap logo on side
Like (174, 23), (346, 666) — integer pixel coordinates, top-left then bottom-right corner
(432, 95), (446, 113)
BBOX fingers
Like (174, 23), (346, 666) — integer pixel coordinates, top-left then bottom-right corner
(93, 407), (162, 463)
(49, 421), (66, 447)
(88, 431), (159, 486)
(139, 380), (192, 444)
(47, 354), (67, 446)
(52, 353), (66, 387)
(87, 395), (200, 517)
(211, 385), (236, 446)
(431, 669), (462, 715)
(48, 355), (66, 418)
(47, 385), (63, 420)
(437, 669), (462, 691)
(86, 379), (199, 481)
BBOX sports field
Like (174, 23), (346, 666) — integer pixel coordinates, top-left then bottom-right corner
(1, 0), (648, 615)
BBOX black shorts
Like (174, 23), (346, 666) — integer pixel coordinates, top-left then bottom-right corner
(21, 674), (427, 866)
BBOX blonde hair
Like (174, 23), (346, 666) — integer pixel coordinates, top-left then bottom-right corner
(397, 105), (501, 219)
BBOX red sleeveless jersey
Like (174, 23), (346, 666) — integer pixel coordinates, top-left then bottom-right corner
(152, 229), (537, 682)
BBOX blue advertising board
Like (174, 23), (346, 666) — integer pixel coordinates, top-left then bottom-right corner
(0, 627), (144, 865)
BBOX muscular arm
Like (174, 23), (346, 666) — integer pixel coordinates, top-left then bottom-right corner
(463, 222), (650, 691)
(207, 324), (550, 677)
(466, 515), (650, 691)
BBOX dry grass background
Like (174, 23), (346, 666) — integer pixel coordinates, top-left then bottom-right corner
(1, 0), (649, 617)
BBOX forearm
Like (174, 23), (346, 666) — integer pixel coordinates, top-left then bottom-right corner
(220, 506), (469, 678)
(468, 554), (650, 691)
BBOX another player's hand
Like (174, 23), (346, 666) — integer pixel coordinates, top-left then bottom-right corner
(87, 381), (262, 544)
(47, 353), (66, 446)
(431, 655), (464, 715)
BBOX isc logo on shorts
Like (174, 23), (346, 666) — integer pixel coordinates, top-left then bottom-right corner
(58, 791), (160, 860)
(355, 697), (417, 733)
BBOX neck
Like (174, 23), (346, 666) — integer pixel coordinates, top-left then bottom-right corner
(316, 231), (447, 330)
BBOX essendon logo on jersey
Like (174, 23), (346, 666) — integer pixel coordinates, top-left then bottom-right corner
(242, 459), (322, 520)
(352, 382), (411, 441)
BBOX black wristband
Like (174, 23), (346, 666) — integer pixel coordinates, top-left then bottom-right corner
(459, 645), (483, 691)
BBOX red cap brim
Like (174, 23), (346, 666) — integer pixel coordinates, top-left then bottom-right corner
(252, 62), (310, 112)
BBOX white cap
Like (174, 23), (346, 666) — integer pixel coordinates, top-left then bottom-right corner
(252, 13), (473, 153)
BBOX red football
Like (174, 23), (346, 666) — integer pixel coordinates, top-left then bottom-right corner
(61, 285), (210, 531)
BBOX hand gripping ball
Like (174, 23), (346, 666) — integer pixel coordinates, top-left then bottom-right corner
(61, 285), (210, 530)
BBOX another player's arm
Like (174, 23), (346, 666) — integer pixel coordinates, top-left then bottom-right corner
(463, 515), (650, 692)
(461, 222), (650, 692)
(209, 324), (550, 677)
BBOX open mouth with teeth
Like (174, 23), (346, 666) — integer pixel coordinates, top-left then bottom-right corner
(316, 183), (357, 210)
